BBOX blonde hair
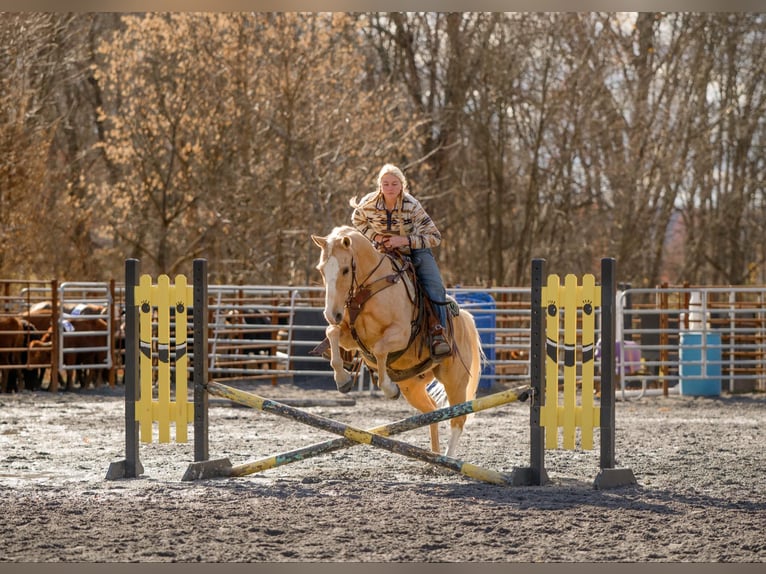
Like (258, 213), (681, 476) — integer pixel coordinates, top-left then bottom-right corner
(349, 163), (409, 211)
(376, 163), (408, 192)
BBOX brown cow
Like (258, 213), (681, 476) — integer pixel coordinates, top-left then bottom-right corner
(0, 316), (25, 393)
(19, 301), (108, 332)
(21, 302), (118, 390)
(28, 316), (110, 391)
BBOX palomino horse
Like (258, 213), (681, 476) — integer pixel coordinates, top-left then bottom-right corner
(312, 225), (483, 458)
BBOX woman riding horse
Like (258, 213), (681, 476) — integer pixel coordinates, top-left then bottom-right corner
(311, 225), (483, 457)
(350, 164), (451, 359)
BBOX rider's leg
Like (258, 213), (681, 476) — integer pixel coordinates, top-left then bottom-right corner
(411, 248), (451, 357)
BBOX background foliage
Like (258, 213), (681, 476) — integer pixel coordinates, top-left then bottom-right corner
(1, 12), (764, 287)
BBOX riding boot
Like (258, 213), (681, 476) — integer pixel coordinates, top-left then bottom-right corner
(309, 337), (331, 359)
(309, 337), (356, 371)
(430, 324), (451, 359)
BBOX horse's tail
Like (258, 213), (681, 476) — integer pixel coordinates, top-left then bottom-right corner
(460, 309), (483, 422)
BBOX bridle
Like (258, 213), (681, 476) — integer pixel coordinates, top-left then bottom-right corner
(344, 251), (414, 325)
(337, 247), (421, 366)
(329, 239), (469, 381)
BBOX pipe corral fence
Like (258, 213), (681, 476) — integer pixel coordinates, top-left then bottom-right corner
(1, 278), (765, 396)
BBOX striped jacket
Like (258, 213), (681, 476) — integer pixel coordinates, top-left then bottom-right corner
(351, 191), (441, 254)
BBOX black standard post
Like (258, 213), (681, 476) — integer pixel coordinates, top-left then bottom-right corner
(105, 258), (144, 480)
(600, 257), (617, 469)
(193, 258), (209, 463)
(511, 258), (549, 486)
(182, 258), (233, 481)
(594, 257), (637, 489)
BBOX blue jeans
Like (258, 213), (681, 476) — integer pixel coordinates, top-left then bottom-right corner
(410, 248), (447, 327)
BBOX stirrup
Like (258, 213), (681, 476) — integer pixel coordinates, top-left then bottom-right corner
(431, 334), (451, 359)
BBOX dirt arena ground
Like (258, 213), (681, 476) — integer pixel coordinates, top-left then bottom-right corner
(0, 378), (764, 563)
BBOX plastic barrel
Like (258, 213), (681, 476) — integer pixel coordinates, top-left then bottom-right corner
(678, 331), (721, 396)
(452, 291), (496, 390)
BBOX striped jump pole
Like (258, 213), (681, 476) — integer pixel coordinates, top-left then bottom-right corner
(185, 380), (528, 486)
(183, 384), (531, 481)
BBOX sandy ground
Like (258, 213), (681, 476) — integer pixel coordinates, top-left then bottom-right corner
(0, 378), (764, 563)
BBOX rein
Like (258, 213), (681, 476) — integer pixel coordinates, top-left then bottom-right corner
(345, 252), (414, 325)
(344, 250), (420, 367)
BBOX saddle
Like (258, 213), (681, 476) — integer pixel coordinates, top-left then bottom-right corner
(382, 251), (459, 369)
(310, 249), (460, 382)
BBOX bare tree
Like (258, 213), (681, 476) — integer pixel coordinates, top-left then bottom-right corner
(679, 13), (766, 284)
(2, 12), (764, 288)
(0, 13), (117, 279)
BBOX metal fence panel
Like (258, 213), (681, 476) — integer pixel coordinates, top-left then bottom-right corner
(4, 278), (765, 395)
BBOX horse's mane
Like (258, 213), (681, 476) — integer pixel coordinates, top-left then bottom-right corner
(323, 225), (382, 266)
(317, 226), (361, 262)
(328, 225), (358, 239)
(327, 225), (365, 247)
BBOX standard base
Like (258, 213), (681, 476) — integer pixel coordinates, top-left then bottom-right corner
(105, 459), (144, 480)
(593, 467), (638, 490)
(509, 466), (550, 486)
(181, 457), (234, 481)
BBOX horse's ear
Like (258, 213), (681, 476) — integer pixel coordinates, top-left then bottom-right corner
(341, 236), (352, 248)
(312, 234), (327, 249)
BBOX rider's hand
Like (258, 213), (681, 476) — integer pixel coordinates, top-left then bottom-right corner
(378, 235), (408, 249)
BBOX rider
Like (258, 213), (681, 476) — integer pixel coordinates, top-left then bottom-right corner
(349, 163), (451, 359)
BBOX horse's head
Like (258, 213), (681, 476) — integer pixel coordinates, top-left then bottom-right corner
(312, 226), (360, 325)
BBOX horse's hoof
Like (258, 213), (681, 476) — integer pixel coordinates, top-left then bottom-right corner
(333, 368), (351, 385)
(336, 379), (354, 394)
(383, 386), (401, 400)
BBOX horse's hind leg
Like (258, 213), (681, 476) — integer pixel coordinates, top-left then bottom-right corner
(430, 311), (483, 458)
(435, 381), (470, 458)
(397, 373), (440, 453)
(444, 425), (464, 458)
(434, 369), (477, 458)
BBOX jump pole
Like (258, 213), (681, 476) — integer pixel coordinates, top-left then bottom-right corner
(107, 256), (528, 485)
(186, 380), (527, 486)
(183, 383), (531, 481)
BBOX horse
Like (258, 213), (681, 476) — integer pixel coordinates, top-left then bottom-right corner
(312, 225), (484, 458)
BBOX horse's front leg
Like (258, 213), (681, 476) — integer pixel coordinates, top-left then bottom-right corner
(326, 324), (354, 393)
(370, 326), (410, 400)
(370, 350), (400, 399)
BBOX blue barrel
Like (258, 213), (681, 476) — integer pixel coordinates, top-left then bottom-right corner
(678, 331), (721, 396)
(452, 291), (496, 390)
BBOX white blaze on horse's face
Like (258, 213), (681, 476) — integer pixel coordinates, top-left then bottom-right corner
(313, 231), (354, 326)
(321, 254), (344, 325)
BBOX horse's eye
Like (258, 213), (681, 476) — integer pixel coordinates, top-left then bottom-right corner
(342, 267), (350, 276)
